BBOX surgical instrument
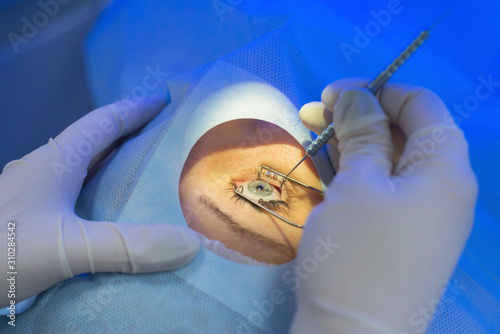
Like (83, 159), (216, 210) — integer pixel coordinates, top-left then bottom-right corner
(234, 165), (324, 229)
(281, 30), (429, 186)
(281, 3), (459, 186)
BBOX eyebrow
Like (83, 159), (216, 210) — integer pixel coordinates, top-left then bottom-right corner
(199, 195), (294, 256)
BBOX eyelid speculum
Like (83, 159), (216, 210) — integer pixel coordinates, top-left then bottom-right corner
(228, 165), (323, 229)
(234, 183), (287, 210)
(259, 165), (324, 195)
(233, 187), (302, 228)
(238, 179), (281, 202)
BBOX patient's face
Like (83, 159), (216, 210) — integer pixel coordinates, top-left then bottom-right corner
(179, 119), (323, 264)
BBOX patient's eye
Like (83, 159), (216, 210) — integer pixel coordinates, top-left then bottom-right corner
(239, 180), (280, 201)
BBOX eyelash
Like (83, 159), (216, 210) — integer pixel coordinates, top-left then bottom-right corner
(227, 168), (296, 213)
(229, 181), (290, 212)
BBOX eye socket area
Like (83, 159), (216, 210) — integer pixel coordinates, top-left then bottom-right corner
(236, 180), (281, 201)
(229, 167), (298, 207)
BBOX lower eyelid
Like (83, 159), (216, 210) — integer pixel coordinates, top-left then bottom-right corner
(231, 192), (262, 212)
(231, 191), (290, 213)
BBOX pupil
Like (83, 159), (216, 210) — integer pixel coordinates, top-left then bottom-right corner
(256, 185), (264, 191)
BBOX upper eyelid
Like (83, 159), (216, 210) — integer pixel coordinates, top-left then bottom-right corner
(230, 166), (295, 190)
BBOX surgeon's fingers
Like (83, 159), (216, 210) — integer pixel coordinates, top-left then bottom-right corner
(322, 79), (477, 193)
(373, 84), (472, 184)
(330, 88), (393, 180)
(321, 78), (452, 140)
(65, 218), (201, 276)
(300, 78), (381, 135)
(50, 96), (165, 186)
(299, 102), (339, 148)
(300, 78), (373, 132)
(299, 102), (331, 133)
(299, 102), (406, 169)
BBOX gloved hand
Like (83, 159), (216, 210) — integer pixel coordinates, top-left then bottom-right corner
(291, 79), (478, 334)
(0, 96), (200, 308)
(299, 79), (408, 173)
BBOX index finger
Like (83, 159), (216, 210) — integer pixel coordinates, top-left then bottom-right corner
(322, 79), (475, 191)
(54, 95), (166, 177)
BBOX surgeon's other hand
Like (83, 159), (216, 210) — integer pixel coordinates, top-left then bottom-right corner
(0, 96), (200, 308)
(291, 79), (478, 334)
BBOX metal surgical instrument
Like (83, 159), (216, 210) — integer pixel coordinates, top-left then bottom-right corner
(281, 2), (460, 186)
(234, 165), (324, 229)
(281, 30), (429, 185)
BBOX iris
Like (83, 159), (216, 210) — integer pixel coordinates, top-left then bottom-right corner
(247, 180), (274, 197)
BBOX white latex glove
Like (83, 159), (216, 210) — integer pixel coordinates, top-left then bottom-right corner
(0, 96), (200, 308)
(291, 79), (478, 334)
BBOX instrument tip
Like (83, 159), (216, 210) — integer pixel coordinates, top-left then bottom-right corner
(429, 1), (460, 31)
(281, 155), (308, 188)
